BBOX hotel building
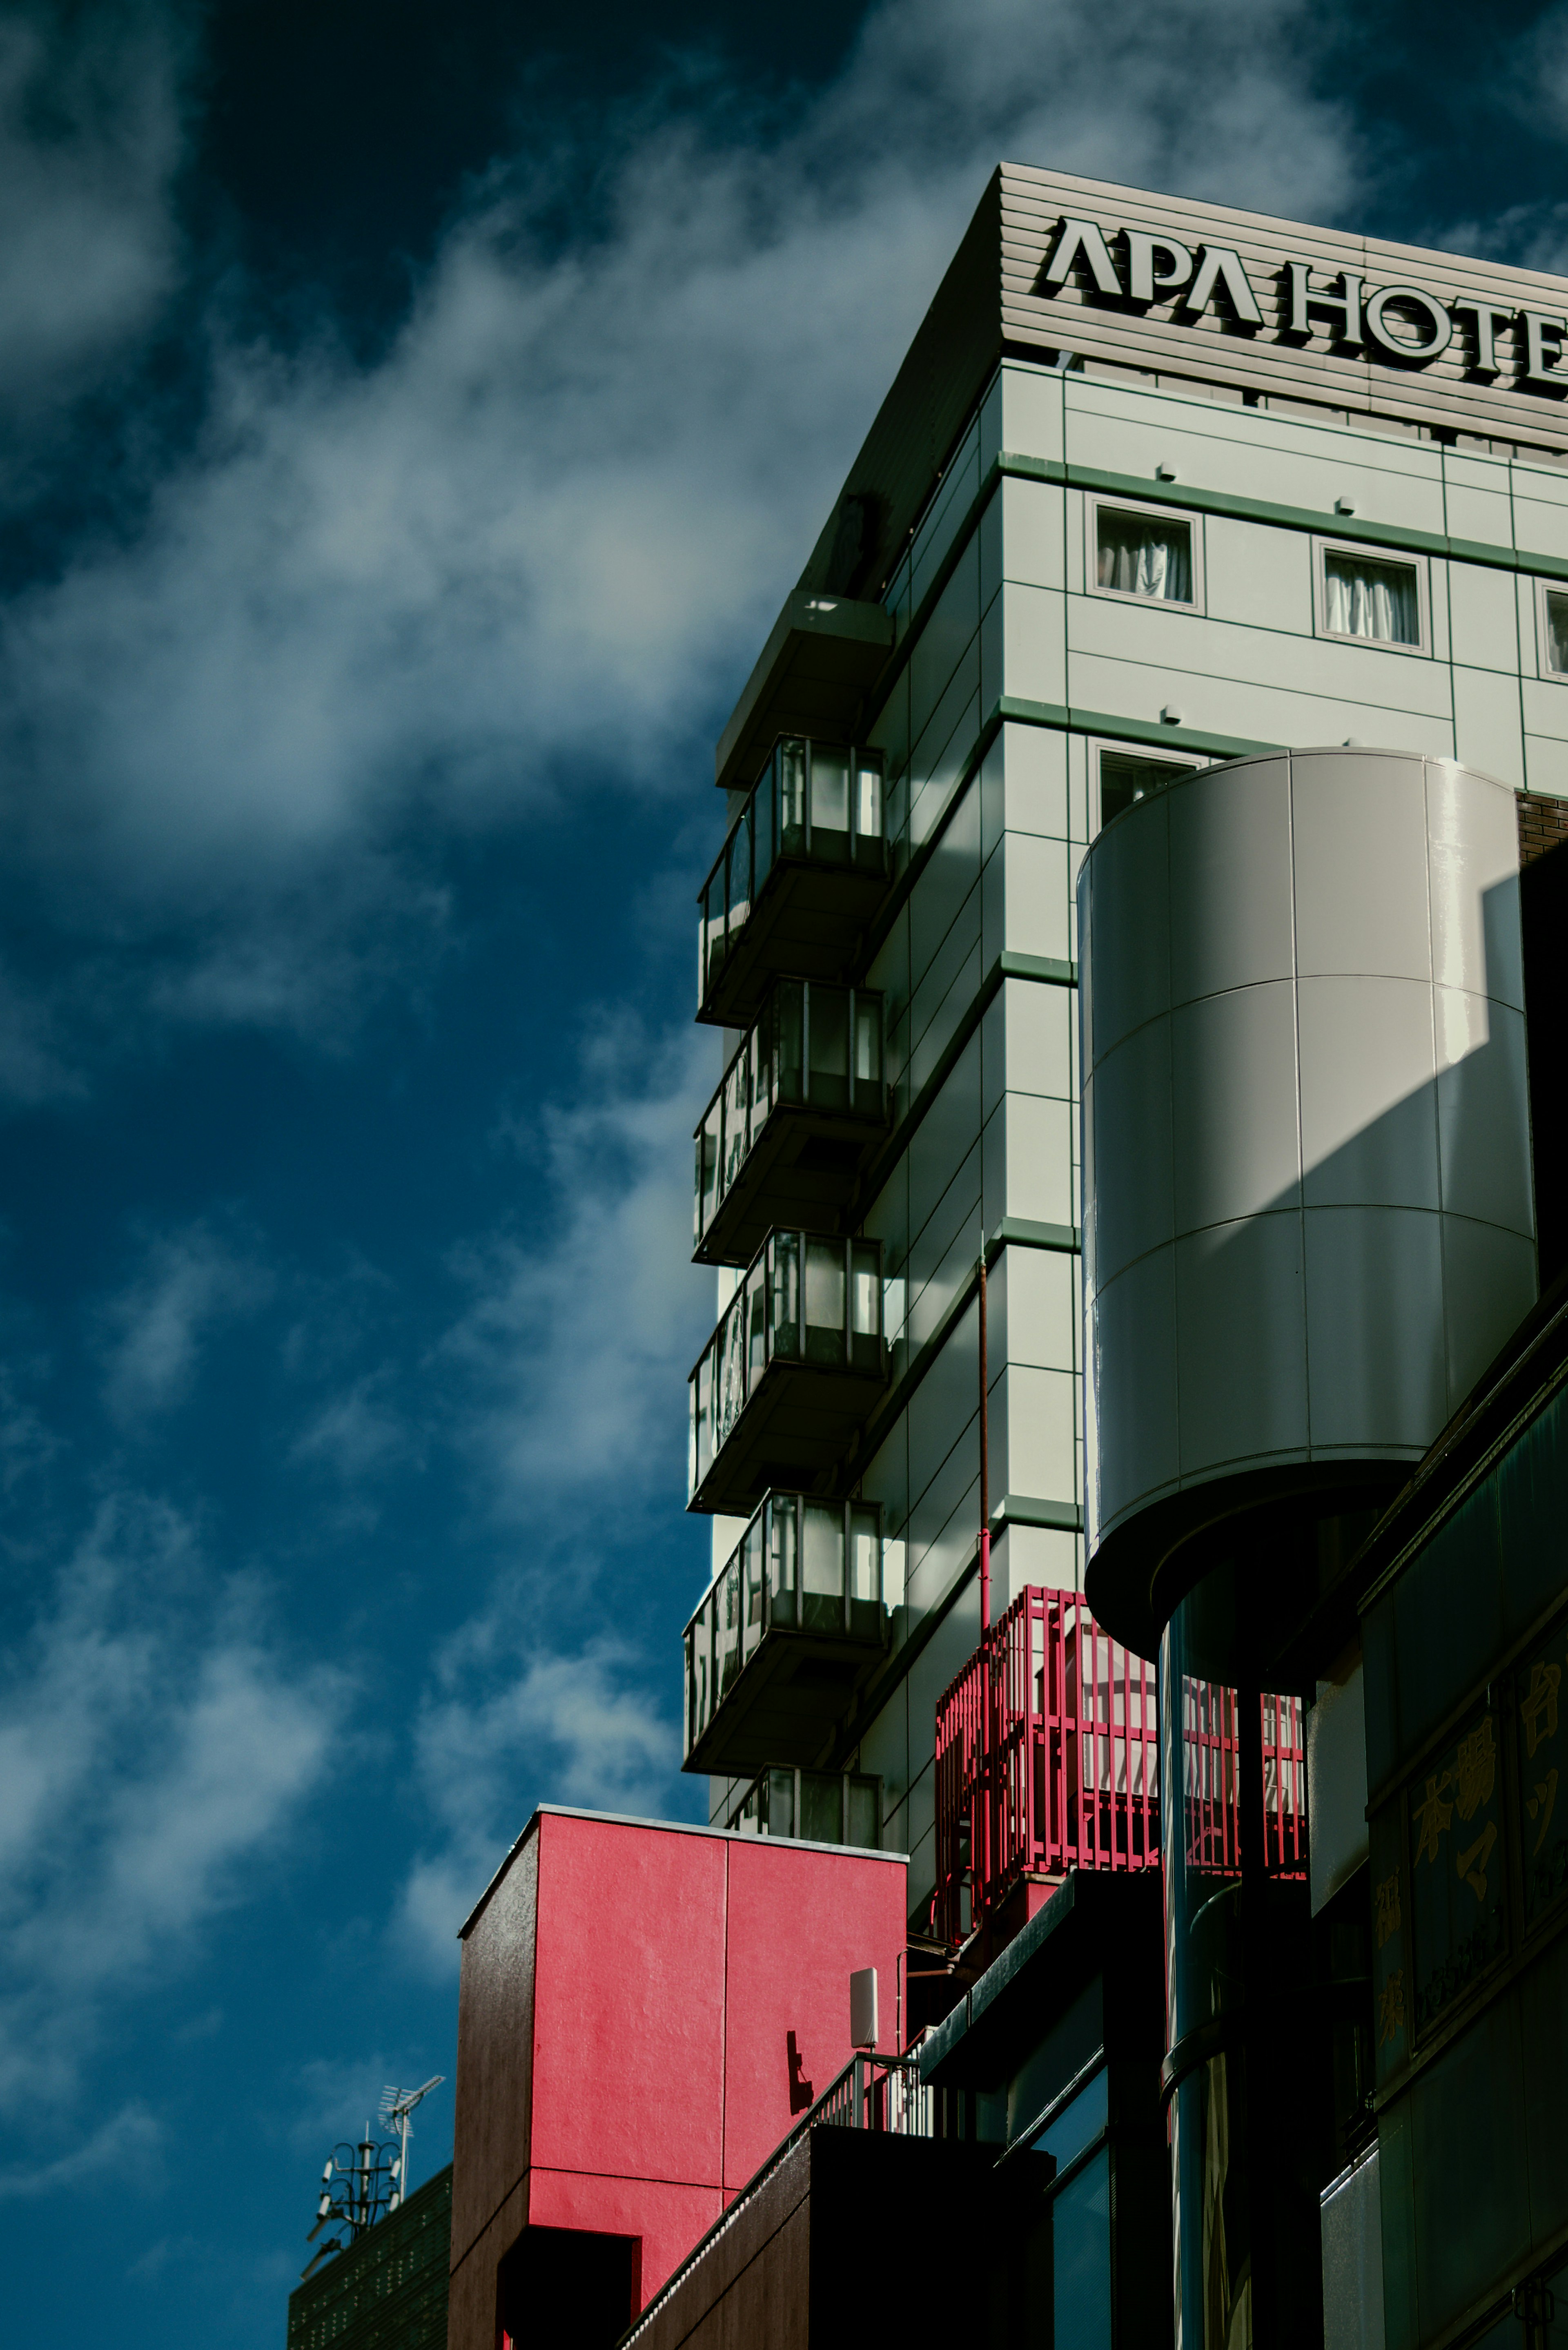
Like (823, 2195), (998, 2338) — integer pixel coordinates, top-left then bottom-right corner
(439, 167), (1568, 2350)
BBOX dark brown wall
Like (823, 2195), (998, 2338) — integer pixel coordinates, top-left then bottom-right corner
(448, 1827), (538, 2328)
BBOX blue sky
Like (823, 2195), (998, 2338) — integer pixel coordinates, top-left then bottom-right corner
(4, 0), (1568, 2339)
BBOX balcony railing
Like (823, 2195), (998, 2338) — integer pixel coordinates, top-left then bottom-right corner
(933, 1587), (1308, 1945)
(684, 1491), (886, 1776)
(694, 979), (887, 1266)
(697, 736), (889, 1027)
(687, 1230), (885, 1516)
(934, 1586), (1160, 1945)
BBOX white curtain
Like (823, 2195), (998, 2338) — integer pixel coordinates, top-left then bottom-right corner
(1098, 516), (1192, 602)
(1325, 553), (1419, 645)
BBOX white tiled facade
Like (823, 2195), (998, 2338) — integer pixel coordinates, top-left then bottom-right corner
(699, 330), (1568, 1917)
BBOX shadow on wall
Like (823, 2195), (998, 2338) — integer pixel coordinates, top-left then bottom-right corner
(1081, 750), (1538, 1552)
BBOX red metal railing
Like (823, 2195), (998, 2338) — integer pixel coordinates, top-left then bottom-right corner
(933, 1588), (1307, 1945)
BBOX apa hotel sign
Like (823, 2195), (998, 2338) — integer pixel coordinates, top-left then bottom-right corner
(1042, 216), (1567, 390)
(993, 166), (1568, 443)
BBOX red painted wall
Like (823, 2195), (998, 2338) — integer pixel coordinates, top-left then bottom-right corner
(448, 1808), (906, 2338)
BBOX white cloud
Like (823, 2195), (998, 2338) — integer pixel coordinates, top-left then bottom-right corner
(0, 2099), (162, 2201)
(0, 0), (1363, 988)
(398, 1626), (683, 1975)
(0, 7), (184, 419)
(0, 1492), (347, 2110)
(97, 1222), (274, 1421)
(443, 1013), (715, 1517)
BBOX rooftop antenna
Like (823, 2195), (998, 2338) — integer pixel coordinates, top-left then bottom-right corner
(378, 2076), (445, 2205)
(300, 2117), (404, 2282)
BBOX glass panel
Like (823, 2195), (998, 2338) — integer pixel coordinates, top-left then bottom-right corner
(849, 1503), (882, 1639)
(1051, 2148), (1112, 2349)
(802, 1500), (845, 1633)
(779, 738), (807, 853)
(723, 1049), (750, 1202)
(726, 807), (753, 939)
(700, 869), (726, 1000)
(1548, 590), (1568, 675)
(804, 1237), (847, 1363)
(846, 1776), (878, 1850)
(689, 1358), (709, 1497)
(807, 987), (851, 1112)
(1098, 748), (1192, 829)
(801, 1770), (844, 1844)
(775, 981), (804, 1106)
(743, 1517), (766, 1661)
(755, 754), (777, 891)
(1324, 549), (1420, 644)
(1408, 1699), (1506, 2035)
(768, 1766), (796, 1839)
(1096, 508), (1192, 602)
(746, 1262), (768, 1388)
(855, 756), (882, 843)
(850, 1244), (880, 1337)
(768, 1492), (798, 1628)
(696, 1106), (720, 1244)
(718, 1558), (742, 1701)
(1518, 1616), (1568, 1928)
(770, 1231), (800, 1359)
(1029, 2065), (1108, 2170)
(684, 1629), (697, 1752)
(853, 994), (882, 1099)
(717, 1287), (747, 1451)
(809, 743), (851, 862)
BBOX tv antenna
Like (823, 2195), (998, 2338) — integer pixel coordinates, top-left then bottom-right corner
(379, 2076), (445, 2202)
(300, 2121), (402, 2283)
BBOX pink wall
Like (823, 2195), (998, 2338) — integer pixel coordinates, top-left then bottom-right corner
(452, 1807), (906, 2323)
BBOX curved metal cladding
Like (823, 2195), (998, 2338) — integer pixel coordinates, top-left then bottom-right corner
(1080, 746), (1536, 1651)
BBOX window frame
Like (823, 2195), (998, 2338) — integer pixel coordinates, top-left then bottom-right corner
(1086, 494), (1205, 616)
(1312, 534), (1430, 658)
(1087, 736), (1207, 840)
(1534, 575), (1568, 685)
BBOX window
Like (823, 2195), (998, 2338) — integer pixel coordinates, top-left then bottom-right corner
(1316, 540), (1426, 651)
(1539, 582), (1568, 680)
(1092, 742), (1204, 835)
(1093, 501), (1195, 605)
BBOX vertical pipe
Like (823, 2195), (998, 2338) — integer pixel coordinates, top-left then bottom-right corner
(978, 1241), (990, 1633)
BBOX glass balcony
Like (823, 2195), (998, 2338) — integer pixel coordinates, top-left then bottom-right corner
(693, 979), (888, 1266)
(683, 1491), (888, 1775)
(728, 1765), (882, 1851)
(687, 1229), (885, 1516)
(697, 735), (889, 1027)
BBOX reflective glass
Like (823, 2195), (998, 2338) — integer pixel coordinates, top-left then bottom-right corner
(856, 758), (882, 843)
(1098, 748), (1193, 829)
(804, 1238), (847, 1363)
(779, 738), (807, 850)
(718, 1558), (742, 1700)
(755, 758), (777, 889)
(1051, 2148), (1111, 2349)
(770, 1232), (800, 1357)
(808, 988), (851, 1111)
(726, 807), (752, 935)
(810, 744), (851, 855)
(723, 1052), (750, 1198)
(846, 1777), (879, 1850)
(768, 1494), (798, 1626)
(775, 982), (804, 1105)
(801, 1770), (844, 1844)
(745, 1262), (767, 1387)
(802, 1500), (845, 1632)
(695, 1110), (719, 1244)
(849, 1507), (880, 1605)
(850, 1244), (880, 1337)
(743, 1519), (766, 1662)
(768, 1766), (795, 1839)
(1029, 2065), (1107, 2170)
(853, 995), (881, 1095)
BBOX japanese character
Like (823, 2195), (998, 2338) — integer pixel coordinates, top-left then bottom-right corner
(1521, 1660), (1562, 1759)
(1378, 1969), (1405, 2048)
(1527, 1766), (1560, 1860)
(1452, 1717), (1497, 1821)
(1374, 1872), (1401, 1950)
(1412, 1771), (1454, 1866)
(1457, 1819), (1499, 1902)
